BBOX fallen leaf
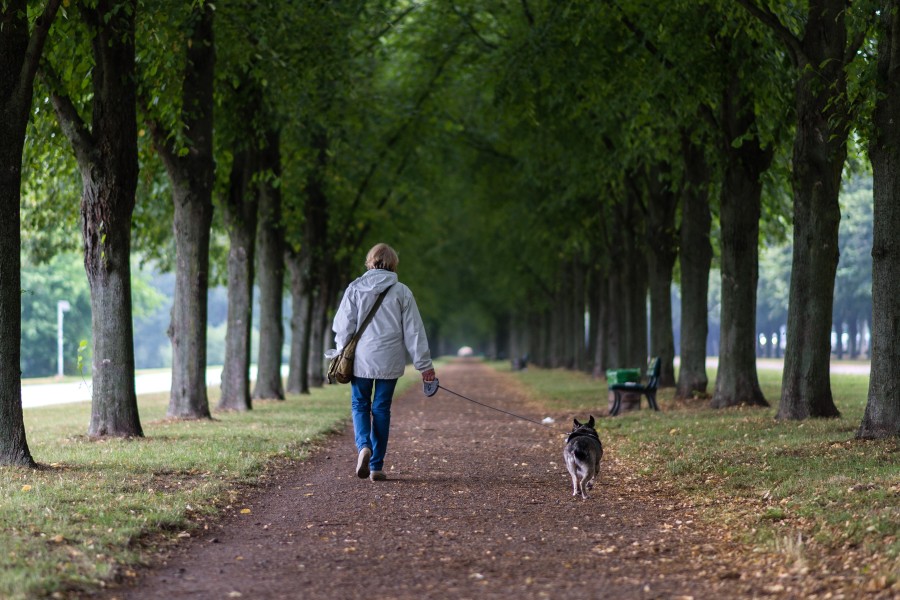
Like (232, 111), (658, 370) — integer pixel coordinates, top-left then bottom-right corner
(240, 508), (251, 514)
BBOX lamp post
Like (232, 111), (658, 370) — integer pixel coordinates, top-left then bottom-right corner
(57, 300), (70, 378)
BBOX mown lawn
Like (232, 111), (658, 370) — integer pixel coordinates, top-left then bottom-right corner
(501, 361), (899, 592)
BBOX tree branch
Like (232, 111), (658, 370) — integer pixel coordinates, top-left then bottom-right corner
(458, 124), (519, 163)
(452, 5), (498, 50)
(520, 0), (534, 27)
(346, 35), (463, 220)
(15, 0), (62, 112)
(145, 116), (180, 182)
(357, 4), (420, 57)
(39, 62), (95, 167)
(611, 1), (676, 72)
(844, 28), (867, 65)
(733, 0), (804, 67)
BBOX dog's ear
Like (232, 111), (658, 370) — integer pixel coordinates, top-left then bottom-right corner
(587, 415), (595, 428)
(573, 418), (582, 428)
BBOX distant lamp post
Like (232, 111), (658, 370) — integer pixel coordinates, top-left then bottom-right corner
(57, 300), (70, 378)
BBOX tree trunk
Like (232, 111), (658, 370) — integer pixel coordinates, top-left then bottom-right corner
(833, 319), (844, 360)
(308, 285), (328, 387)
(590, 269), (608, 378)
(776, 1), (849, 420)
(572, 259), (587, 372)
(286, 249), (311, 394)
(48, 0), (143, 436)
(0, 148), (34, 465)
(0, 0), (59, 465)
(218, 146), (257, 411)
(494, 313), (510, 362)
(604, 205), (628, 369)
(859, 1), (900, 438)
(623, 186), (649, 370)
(711, 81), (771, 409)
(253, 130), (286, 401)
(848, 317), (859, 359)
(304, 127), (331, 388)
(676, 136), (712, 399)
(550, 276), (565, 369)
(646, 164), (678, 387)
(85, 1), (142, 437)
(152, 3), (215, 420)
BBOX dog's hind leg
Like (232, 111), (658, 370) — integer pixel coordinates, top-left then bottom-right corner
(578, 475), (589, 499)
(570, 471), (580, 496)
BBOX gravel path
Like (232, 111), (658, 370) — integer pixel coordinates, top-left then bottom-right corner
(103, 361), (779, 599)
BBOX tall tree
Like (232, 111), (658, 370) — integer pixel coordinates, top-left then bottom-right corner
(710, 58), (772, 410)
(859, 1), (900, 438)
(676, 134), (713, 399)
(144, 1), (215, 419)
(0, 0), (61, 464)
(645, 163), (678, 387)
(286, 248), (311, 394)
(43, 0), (144, 437)
(736, 0), (866, 419)
(253, 128), (286, 401)
(218, 130), (258, 412)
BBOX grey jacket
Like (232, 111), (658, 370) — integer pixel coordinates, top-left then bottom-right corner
(332, 269), (433, 380)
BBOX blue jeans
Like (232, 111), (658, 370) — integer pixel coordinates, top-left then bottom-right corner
(350, 377), (398, 472)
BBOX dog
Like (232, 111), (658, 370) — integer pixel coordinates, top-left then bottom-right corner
(563, 416), (603, 499)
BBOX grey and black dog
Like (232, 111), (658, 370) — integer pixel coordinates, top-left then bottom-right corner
(563, 416), (603, 499)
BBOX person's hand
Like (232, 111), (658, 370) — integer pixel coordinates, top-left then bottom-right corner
(421, 368), (436, 382)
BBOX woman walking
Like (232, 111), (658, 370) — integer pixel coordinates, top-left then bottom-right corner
(332, 243), (436, 481)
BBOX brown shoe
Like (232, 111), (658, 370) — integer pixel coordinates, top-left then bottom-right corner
(369, 470), (386, 481)
(356, 448), (371, 479)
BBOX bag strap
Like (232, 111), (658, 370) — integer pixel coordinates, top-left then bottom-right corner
(349, 285), (393, 345)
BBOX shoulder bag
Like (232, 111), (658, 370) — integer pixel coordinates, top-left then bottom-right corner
(327, 286), (392, 384)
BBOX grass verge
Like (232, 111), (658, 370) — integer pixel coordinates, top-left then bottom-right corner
(0, 374), (415, 599)
(500, 362), (899, 594)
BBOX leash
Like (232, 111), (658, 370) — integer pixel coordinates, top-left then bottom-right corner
(423, 378), (560, 432)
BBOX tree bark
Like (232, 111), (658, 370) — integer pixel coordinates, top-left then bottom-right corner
(0, 0), (60, 465)
(308, 284), (329, 387)
(646, 164), (678, 387)
(859, 0), (900, 438)
(253, 129), (286, 400)
(604, 201), (629, 369)
(778, 2), (848, 420)
(623, 185), (649, 370)
(286, 249), (311, 394)
(304, 127), (331, 387)
(0, 147), (34, 464)
(711, 79), (771, 409)
(676, 136), (712, 399)
(590, 269), (609, 378)
(149, 3), (215, 419)
(571, 259), (587, 372)
(848, 317), (859, 359)
(218, 146), (257, 411)
(48, 0), (143, 437)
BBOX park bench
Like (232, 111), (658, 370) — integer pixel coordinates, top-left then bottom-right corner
(608, 356), (661, 416)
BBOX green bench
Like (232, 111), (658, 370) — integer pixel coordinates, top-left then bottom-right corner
(608, 357), (661, 416)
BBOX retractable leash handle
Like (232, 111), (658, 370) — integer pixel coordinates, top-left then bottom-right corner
(423, 378), (440, 397)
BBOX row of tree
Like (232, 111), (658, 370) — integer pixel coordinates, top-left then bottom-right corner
(2, 1), (898, 471)
(392, 0), (898, 438)
(3, 0), (424, 465)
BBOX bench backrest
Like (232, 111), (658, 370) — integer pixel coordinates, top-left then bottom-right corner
(646, 357), (661, 391)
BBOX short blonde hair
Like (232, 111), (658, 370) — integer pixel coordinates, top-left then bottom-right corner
(365, 243), (399, 272)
